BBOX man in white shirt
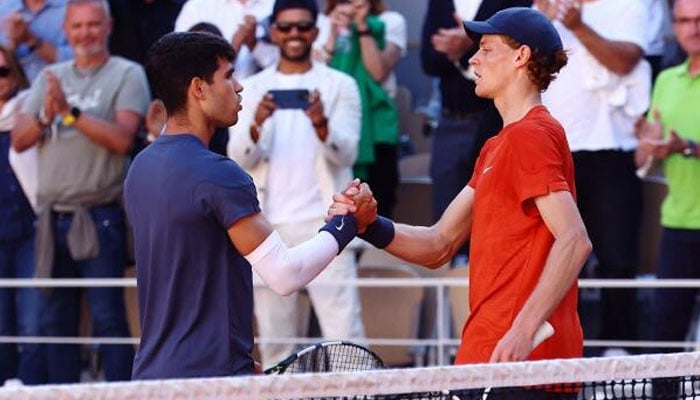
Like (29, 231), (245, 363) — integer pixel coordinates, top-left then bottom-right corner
(174, 0), (278, 78)
(228, 0), (364, 367)
(536, 0), (650, 356)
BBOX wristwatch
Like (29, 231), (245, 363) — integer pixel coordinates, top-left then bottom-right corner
(682, 139), (697, 158)
(62, 107), (82, 126)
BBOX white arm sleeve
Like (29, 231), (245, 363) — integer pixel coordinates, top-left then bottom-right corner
(245, 230), (340, 296)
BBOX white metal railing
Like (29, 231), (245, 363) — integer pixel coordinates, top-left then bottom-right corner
(1, 277), (699, 366)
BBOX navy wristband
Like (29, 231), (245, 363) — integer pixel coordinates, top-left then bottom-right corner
(359, 216), (395, 248)
(320, 215), (358, 254)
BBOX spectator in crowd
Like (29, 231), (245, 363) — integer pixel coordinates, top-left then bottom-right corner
(636, 0), (700, 393)
(0, 45), (45, 386)
(315, 0), (406, 100)
(108, 0), (186, 66)
(536, 0), (650, 356)
(11, 0), (150, 383)
(318, 0), (401, 218)
(0, 0), (72, 82)
(421, 0), (531, 261)
(174, 0), (278, 79)
(642, 0), (673, 82)
(228, 0), (364, 368)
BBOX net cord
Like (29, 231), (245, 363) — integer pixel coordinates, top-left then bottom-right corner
(1, 352), (699, 400)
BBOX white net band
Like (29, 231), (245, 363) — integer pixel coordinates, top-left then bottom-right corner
(1, 352), (699, 400)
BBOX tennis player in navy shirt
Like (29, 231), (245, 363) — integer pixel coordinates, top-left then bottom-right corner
(124, 17), (374, 379)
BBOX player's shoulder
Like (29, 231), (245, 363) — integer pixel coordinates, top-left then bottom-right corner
(507, 106), (566, 147)
(525, 106), (564, 134)
(201, 152), (255, 187)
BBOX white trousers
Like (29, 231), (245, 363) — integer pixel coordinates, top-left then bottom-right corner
(253, 217), (366, 367)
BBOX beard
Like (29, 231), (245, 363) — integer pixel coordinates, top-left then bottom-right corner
(72, 43), (106, 58)
(279, 42), (312, 63)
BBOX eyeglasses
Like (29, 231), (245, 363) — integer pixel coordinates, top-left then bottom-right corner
(0, 66), (11, 78)
(273, 21), (316, 33)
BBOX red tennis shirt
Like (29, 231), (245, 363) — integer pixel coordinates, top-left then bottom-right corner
(455, 105), (583, 364)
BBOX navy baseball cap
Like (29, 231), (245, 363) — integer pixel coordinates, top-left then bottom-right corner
(463, 7), (563, 58)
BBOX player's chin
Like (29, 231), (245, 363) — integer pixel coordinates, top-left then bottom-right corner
(473, 85), (491, 100)
(220, 114), (238, 128)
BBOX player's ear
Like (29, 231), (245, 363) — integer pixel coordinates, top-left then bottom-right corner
(515, 45), (532, 67)
(189, 77), (206, 101)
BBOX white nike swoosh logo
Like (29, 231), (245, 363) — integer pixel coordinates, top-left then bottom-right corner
(483, 166), (493, 174)
(335, 216), (345, 231)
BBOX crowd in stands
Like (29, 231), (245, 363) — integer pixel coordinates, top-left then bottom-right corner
(0, 0), (698, 386)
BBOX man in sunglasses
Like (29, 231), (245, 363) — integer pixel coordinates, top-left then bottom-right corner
(228, 0), (365, 369)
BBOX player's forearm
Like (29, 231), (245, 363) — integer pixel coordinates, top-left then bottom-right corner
(249, 230), (348, 296)
(247, 216), (358, 296)
(377, 186), (473, 269)
(510, 226), (591, 335)
(384, 223), (457, 268)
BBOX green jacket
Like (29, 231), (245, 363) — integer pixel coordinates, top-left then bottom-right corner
(330, 16), (399, 178)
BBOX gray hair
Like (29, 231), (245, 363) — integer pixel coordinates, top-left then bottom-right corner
(66, 0), (111, 18)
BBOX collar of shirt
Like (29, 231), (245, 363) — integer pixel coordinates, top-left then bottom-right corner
(674, 59), (700, 80)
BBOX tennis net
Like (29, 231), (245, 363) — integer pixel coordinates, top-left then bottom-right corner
(1, 351), (699, 399)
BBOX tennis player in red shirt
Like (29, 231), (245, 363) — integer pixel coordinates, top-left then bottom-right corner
(332, 7), (592, 372)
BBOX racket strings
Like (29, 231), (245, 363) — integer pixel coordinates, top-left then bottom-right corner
(285, 343), (384, 373)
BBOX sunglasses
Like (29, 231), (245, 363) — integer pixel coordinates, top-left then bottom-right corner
(274, 21), (316, 33)
(0, 66), (11, 78)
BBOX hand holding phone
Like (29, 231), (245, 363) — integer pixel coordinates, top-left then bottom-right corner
(268, 89), (310, 110)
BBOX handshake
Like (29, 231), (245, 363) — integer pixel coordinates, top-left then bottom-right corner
(320, 178), (395, 251)
(325, 179), (378, 234)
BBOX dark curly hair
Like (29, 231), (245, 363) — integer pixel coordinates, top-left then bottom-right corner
(503, 36), (568, 92)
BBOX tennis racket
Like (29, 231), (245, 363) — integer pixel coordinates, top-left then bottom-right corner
(264, 340), (385, 375)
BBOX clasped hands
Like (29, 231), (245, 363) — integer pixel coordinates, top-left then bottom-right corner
(635, 110), (685, 160)
(326, 179), (378, 234)
(41, 71), (70, 125)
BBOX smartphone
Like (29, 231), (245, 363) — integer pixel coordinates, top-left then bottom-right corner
(268, 89), (310, 109)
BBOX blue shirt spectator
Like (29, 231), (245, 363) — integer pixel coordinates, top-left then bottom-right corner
(0, 0), (72, 82)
